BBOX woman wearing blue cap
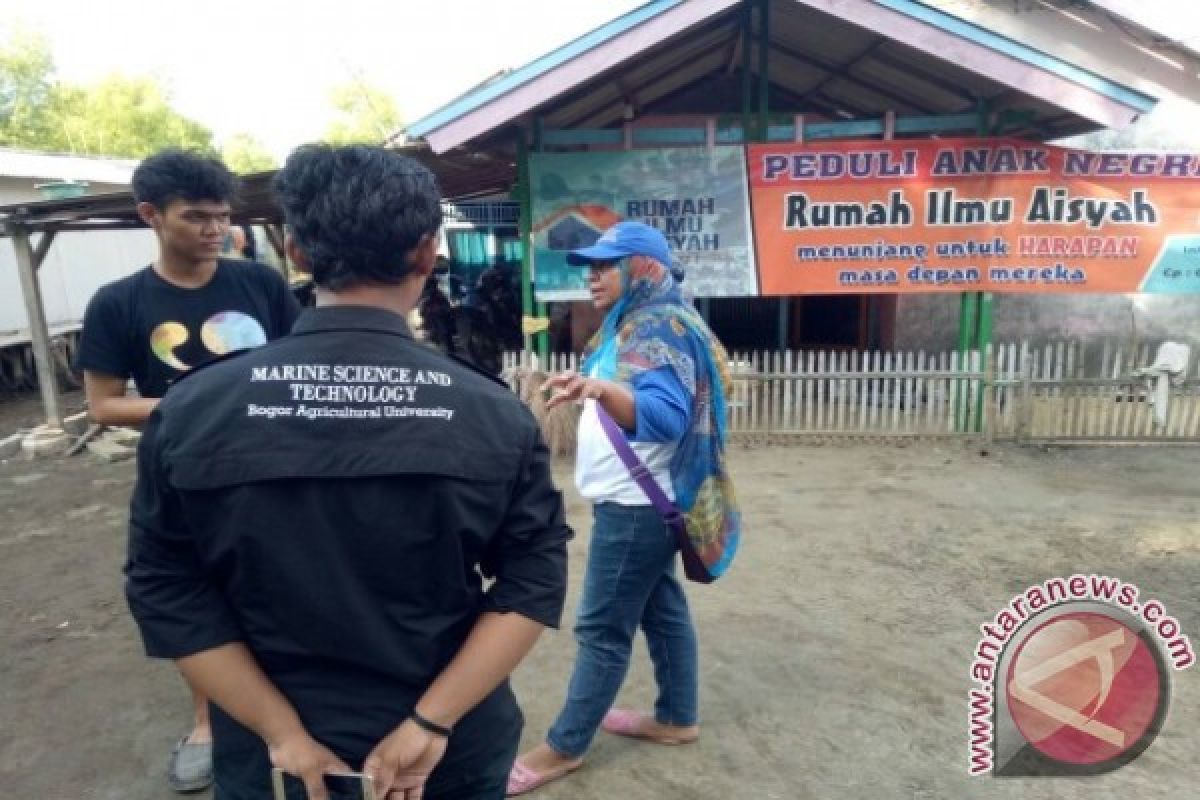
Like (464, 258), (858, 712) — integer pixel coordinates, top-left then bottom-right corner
(508, 221), (740, 795)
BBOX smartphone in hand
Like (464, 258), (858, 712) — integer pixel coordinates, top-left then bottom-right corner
(271, 768), (377, 800)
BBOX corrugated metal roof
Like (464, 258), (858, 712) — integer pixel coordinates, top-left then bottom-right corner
(406, 0), (686, 138)
(1067, 0), (1200, 60)
(0, 170), (282, 233)
(493, 0), (1124, 137)
(921, 0), (1200, 105)
(0, 149), (137, 185)
(0, 151), (514, 231)
(880, 0), (1154, 111)
(405, 0), (1159, 152)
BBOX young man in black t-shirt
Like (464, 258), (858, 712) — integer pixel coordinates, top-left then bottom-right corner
(76, 149), (299, 792)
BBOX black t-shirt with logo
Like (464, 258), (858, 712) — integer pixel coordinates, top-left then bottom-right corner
(76, 260), (300, 397)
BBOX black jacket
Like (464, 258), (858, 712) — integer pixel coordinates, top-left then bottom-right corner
(126, 304), (570, 796)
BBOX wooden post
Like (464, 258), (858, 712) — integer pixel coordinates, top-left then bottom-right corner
(515, 129), (535, 354)
(777, 298), (789, 352)
(955, 99), (993, 433)
(970, 291), (994, 433)
(32, 228), (57, 267)
(1019, 352), (1034, 444)
(532, 117), (549, 361)
(983, 344), (996, 446)
(11, 224), (63, 429)
(955, 291), (978, 431)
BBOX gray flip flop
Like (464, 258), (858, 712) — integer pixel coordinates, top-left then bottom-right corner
(168, 735), (213, 793)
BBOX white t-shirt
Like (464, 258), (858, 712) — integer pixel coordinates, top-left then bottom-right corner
(575, 396), (677, 505)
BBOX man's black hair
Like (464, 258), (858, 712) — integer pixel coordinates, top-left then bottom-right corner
(273, 144), (443, 291)
(132, 149), (237, 209)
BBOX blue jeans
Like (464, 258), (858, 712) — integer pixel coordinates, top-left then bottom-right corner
(546, 502), (698, 758)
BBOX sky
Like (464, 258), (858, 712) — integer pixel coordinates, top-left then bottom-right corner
(3, 0), (1200, 159)
(1, 0), (645, 159)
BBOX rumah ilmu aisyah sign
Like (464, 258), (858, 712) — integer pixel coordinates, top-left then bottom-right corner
(529, 147), (757, 301)
(529, 139), (1200, 300)
(748, 138), (1200, 296)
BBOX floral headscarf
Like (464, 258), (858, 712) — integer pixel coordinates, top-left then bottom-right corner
(582, 255), (740, 578)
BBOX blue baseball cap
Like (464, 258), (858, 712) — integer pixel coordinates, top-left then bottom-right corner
(566, 220), (671, 267)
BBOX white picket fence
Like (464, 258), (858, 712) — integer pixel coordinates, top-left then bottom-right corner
(991, 341), (1200, 442)
(503, 341), (1200, 443)
(503, 348), (985, 438)
(724, 349), (987, 437)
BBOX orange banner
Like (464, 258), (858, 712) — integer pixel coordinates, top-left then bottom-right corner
(748, 138), (1200, 295)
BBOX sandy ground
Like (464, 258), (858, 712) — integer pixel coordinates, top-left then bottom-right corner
(0, 388), (87, 435)
(0, 414), (1197, 799)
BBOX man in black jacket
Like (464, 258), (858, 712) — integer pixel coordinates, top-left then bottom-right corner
(125, 144), (571, 800)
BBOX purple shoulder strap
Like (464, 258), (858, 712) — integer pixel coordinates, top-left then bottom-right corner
(595, 406), (679, 521)
(597, 405), (715, 584)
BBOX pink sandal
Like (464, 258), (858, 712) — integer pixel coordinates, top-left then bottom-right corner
(601, 709), (699, 745)
(505, 758), (581, 796)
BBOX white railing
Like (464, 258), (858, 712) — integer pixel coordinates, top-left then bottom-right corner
(504, 340), (1200, 444)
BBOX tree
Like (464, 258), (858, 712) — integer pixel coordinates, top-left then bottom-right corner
(223, 132), (277, 173)
(53, 75), (214, 158)
(0, 31), (214, 157)
(0, 31), (57, 149)
(325, 80), (402, 145)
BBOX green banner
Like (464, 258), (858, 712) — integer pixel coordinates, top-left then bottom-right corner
(530, 147), (758, 301)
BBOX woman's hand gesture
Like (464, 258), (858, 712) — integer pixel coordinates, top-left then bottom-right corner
(541, 371), (607, 411)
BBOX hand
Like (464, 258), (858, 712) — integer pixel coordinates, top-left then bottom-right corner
(541, 371), (607, 411)
(363, 719), (449, 800)
(268, 730), (352, 800)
